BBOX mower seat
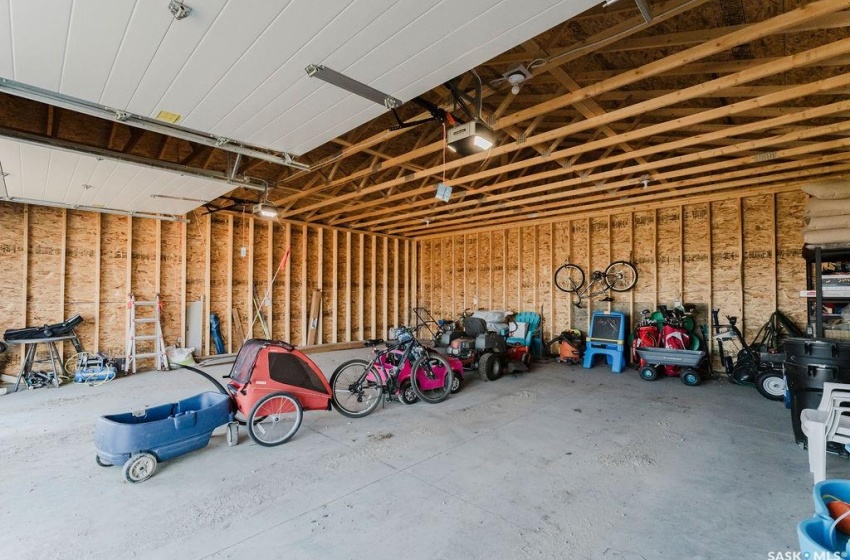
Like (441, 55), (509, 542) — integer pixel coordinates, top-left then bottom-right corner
(507, 311), (540, 347)
(462, 317), (488, 337)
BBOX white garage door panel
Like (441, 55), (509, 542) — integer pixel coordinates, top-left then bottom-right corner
(43, 150), (79, 202)
(9, 0), (72, 91)
(64, 157), (98, 206)
(0, 137), (239, 216)
(99, 4), (174, 108)
(136, 0), (289, 120)
(0, 2), (13, 77)
(124, 0), (230, 117)
(20, 143), (50, 200)
(253, 85), (377, 149)
(186, 0), (393, 133)
(0, 141), (23, 198)
(61, 0), (137, 102)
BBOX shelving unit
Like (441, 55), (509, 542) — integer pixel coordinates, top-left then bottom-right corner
(803, 246), (850, 339)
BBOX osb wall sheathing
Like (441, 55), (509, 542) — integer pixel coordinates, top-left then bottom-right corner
(271, 223), (290, 341)
(417, 191), (808, 361)
(231, 215), (251, 345)
(64, 210), (97, 358)
(288, 225), (305, 345)
(363, 234), (375, 339)
(520, 228), (536, 312)
(569, 220), (589, 330)
(491, 231), (505, 310)
(711, 199), (744, 334)
(777, 192), (808, 330)
(159, 220), (183, 347)
(373, 235), (385, 340)
(479, 233), (492, 309)
(0, 203), (408, 376)
(208, 214), (231, 353)
(682, 204), (711, 331)
(99, 214), (128, 359)
(251, 220), (270, 340)
(185, 213), (207, 324)
(130, 218), (158, 359)
(742, 195), (776, 342)
(632, 210), (657, 322)
(349, 233), (363, 340)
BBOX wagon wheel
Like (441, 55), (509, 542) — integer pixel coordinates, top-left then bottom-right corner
(247, 392), (303, 447)
(123, 453), (157, 483)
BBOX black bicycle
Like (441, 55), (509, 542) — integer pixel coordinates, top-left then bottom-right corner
(329, 325), (454, 418)
(554, 261), (638, 307)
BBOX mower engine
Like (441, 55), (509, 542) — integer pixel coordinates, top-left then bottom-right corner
(447, 337), (477, 367)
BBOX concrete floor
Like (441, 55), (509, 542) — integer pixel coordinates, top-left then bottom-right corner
(0, 351), (830, 560)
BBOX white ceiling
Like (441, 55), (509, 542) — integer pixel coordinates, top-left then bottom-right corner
(0, 0), (599, 215)
(0, 138), (235, 216)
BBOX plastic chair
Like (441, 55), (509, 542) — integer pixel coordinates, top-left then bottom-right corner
(507, 312), (540, 346)
(801, 382), (850, 483)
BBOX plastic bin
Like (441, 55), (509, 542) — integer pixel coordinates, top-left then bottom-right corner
(799, 480), (850, 556)
(785, 338), (850, 444)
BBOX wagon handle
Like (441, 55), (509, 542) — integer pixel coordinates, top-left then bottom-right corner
(173, 365), (229, 395)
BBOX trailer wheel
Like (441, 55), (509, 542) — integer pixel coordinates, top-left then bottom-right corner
(755, 371), (785, 401)
(123, 453), (157, 483)
(680, 367), (701, 386)
(248, 392), (303, 447)
(639, 365), (659, 381)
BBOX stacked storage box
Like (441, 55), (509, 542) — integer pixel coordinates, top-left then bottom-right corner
(803, 180), (850, 247)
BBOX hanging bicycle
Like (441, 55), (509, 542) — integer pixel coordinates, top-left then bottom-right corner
(553, 260), (638, 308)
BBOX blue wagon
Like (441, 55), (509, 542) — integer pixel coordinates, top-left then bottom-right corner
(94, 391), (236, 483)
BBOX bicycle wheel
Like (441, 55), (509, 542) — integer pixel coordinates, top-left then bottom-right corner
(247, 392), (303, 447)
(604, 261), (638, 292)
(410, 351), (452, 404)
(554, 264), (584, 293)
(330, 359), (383, 418)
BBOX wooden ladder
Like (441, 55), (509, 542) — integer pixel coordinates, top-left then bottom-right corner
(124, 293), (169, 373)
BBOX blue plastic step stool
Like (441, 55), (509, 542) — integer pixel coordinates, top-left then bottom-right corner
(582, 311), (627, 374)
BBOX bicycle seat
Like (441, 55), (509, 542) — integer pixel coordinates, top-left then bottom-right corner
(363, 339), (385, 347)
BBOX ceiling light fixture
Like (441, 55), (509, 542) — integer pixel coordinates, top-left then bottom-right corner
(305, 64), (402, 109)
(168, 0), (192, 20)
(639, 174), (651, 189)
(504, 65), (532, 95)
(446, 121), (495, 156)
(0, 78), (310, 172)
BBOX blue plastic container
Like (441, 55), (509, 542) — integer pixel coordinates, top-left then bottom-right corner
(798, 516), (847, 556)
(94, 392), (232, 466)
(814, 480), (850, 520)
